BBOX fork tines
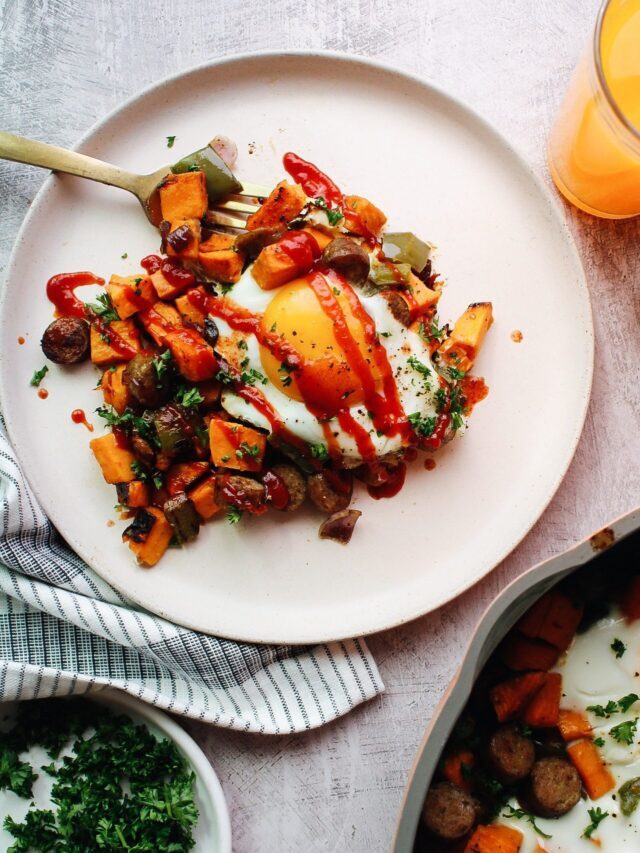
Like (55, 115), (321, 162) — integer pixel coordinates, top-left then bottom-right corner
(206, 181), (271, 231)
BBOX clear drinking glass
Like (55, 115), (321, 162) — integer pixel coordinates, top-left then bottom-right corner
(548, 0), (640, 219)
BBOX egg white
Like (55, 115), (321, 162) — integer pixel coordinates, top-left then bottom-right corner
(500, 608), (640, 851)
(216, 266), (446, 461)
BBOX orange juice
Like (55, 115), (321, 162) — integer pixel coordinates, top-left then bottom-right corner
(549, 0), (640, 218)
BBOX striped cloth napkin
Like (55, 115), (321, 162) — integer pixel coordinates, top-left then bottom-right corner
(0, 423), (383, 733)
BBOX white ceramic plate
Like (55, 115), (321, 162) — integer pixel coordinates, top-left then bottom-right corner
(0, 690), (232, 852)
(0, 52), (593, 643)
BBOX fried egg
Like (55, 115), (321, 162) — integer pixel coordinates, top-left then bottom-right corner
(214, 264), (448, 462)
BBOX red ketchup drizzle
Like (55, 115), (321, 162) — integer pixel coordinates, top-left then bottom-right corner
(460, 376), (489, 411)
(367, 462), (407, 500)
(422, 413), (450, 450)
(37, 388), (48, 400)
(337, 409), (376, 462)
(140, 254), (162, 275)
(47, 271), (105, 319)
(283, 152), (343, 207)
(141, 305), (217, 376)
(263, 470), (290, 510)
(71, 409), (93, 432)
(93, 317), (139, 360)
(277, 231), (321, 269)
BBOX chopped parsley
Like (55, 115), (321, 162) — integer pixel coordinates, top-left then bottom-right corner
(610, 717), (638, 746)
(1, 698), (198, 851)
(407, 356), (432, 381)
(312, 196), (344, 226)
(226, 506), (243, 524)
(619, 693), (640, 712)
(588, 694), (639, 717)
(310, 443), (329, 461)
(408, 412), (437, 437)
(95, 406), (157, 446)
(449, 386), (466, 431)
(241, 367), (268, 386)
(278, 361), (297, 388)
(593, 736), (605, 747)
(88, 292), (119, 324)
(378, 331), (392, 338)
(582, 806), (609, 839)
(501, 805), (551, 840)
(0, 750), (38, 798)
(611, 637), (627, 658)
(166, 135), (176, 148)
(121, 252), (128, 259)
(237, 339), (248, 350)
(152, 349), (173, 380)
(174, 385), (204, 408)
(447, 365), (466, 381)
(419, 318), (445, 343)
(130, 461), (163, 491)
(332, 287), (341, 296)
(30, 365), (48, 387)
(215, 368), (235, 386)
(237, 441), (260, 459)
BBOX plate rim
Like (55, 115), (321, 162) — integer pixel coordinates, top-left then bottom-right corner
(0, 49), (594, 643)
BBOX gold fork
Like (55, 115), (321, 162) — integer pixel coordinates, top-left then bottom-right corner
(0, 131), (267, 230)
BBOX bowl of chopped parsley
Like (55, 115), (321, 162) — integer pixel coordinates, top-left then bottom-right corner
(0, 691), (231, 852)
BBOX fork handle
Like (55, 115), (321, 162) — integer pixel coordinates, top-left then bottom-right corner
(0, 131), (141, 193)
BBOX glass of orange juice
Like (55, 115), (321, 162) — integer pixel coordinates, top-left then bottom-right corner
(548, 0), (640, 218)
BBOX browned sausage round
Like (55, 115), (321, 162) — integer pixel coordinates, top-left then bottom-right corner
(269, 464), (306, 511)
(217, 474), (266, 513)
(307, 471), (353, 513)
(422, 781), (478, 841)
(525, 757), (582, 818)
(123, 354), (171, 408)
(321, 237), (370, 286)
(41, 317), (90, 364)
(487, 725), (535, 784)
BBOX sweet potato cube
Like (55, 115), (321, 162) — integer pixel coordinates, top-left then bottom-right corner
(464, 824), (523, 853)
(90, 320), (142, 365)
(246, 181), (306, 230)
(140, 303), (182, 346)
(106, 275), (156, 319)
(164, 328), (217, 381)
(198, 248), (244, 283)
(200, 232), (235, 252)
(303, 226), (333, 250)
(500, 635), (561, 672)
(166, 218), (201, 262)
(175, 288), (207, 326)
(343, 195), (386, 236)
(517, 591), (583, 654)
(90, 432), (137, 484)
(209, 418), (267, 472)
(521, 672), (562, 727)
(123, 507), (173, 568)
(252, 243), (300, 290)
(159, 171), (208, 221)
(567, 739), (615, 800)
(438, 303), (494, 373)
(150, 267), (193, 301)
(558, 709), (593, 742)
(490, 672), (546, 722)
(166, 461), (211, 497)
(188, 475), (221, 520)
(116, 480), (151, 508)
(101, 365), (131, 415)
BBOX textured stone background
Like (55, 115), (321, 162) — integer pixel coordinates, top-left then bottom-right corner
(2, 1), (640, 850)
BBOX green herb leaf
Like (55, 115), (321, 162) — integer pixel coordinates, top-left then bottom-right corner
(30, 366), (48, 387)
(312, 196), (344, 226)
(0, 751), (38, 798)
(166, 135), (176, 148)
(152, 349), (173, 380)
(174, 385), (204, 409)
(226, 506), (243, 524)
(408, 412), (437, 438)
(582, 806), (609, 839)
(501, 805), (551, 839)
(610, 717), (638, 745)
(618, 693), (640, 713)
(587, 700), (619, 718)
(121, 252), (128, 259)
(88, 292), (119, 324)
(593, 736), (605, 747)
(240, 367), (268, 386)
(310, 443), (329, 461)
(611, 637), (627, 658)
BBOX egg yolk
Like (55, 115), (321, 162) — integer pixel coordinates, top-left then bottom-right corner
(260, 276), (383, 414)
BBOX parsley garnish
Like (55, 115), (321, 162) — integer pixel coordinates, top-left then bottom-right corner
(312, 196), (344, 226)
(610, 718), (638, 745)
(501, 805), (551, 839)
(1, 698), (198, 850)
(619, 693), (640, 712)
(593, 736), (605, 747)
(611, 638), (626, 658)
(174, 385), (204, 408)
(407, 356), (432, 380)
(588, 694), (639, 717)
(95, 406), (157, 446)
(332, 287), (341, 296)
(121, 252), (128, 259)
(378, 331), (392, 338)
(215, 369), (235, 386)
(447, 365), (466, 381)
(241, 368), (268, 386)
(408, 412), (437, 437)
(152, 349), (173, 380)
(582, 806), (609, 839)
(88, 292), (119, 324)
(278, 361), (297, 388)
(310, 443), (329, 461)
(237, 441), (260, 459)
(166, 135), (176, 148)
(0, 751), (38, 798)
(30, 365), (48, 387)
(226, 506), (243, 524)
(130, 461), (163, 490)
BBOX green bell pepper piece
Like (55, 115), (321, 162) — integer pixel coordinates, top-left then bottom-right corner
(172, 145), (242, 203)
(368, 256), (412, 287)
(620, 777), (640, 816)
(382, 232), (434, 273)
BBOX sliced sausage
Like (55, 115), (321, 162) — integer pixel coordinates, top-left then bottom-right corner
(217, 474), (266, 514)
(307, 470), (353, 513)
(487, 725), (535, 784)
(41, 317), (90, 364)
(268, 464), (306, 511)
(422, 781), (478, 841)
(321, 237), (370, 286)
(524, 757), (581, 818)
(123, 354), (171, 408)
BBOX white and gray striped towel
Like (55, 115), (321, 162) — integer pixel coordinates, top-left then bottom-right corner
(0, 421), (383, 732)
